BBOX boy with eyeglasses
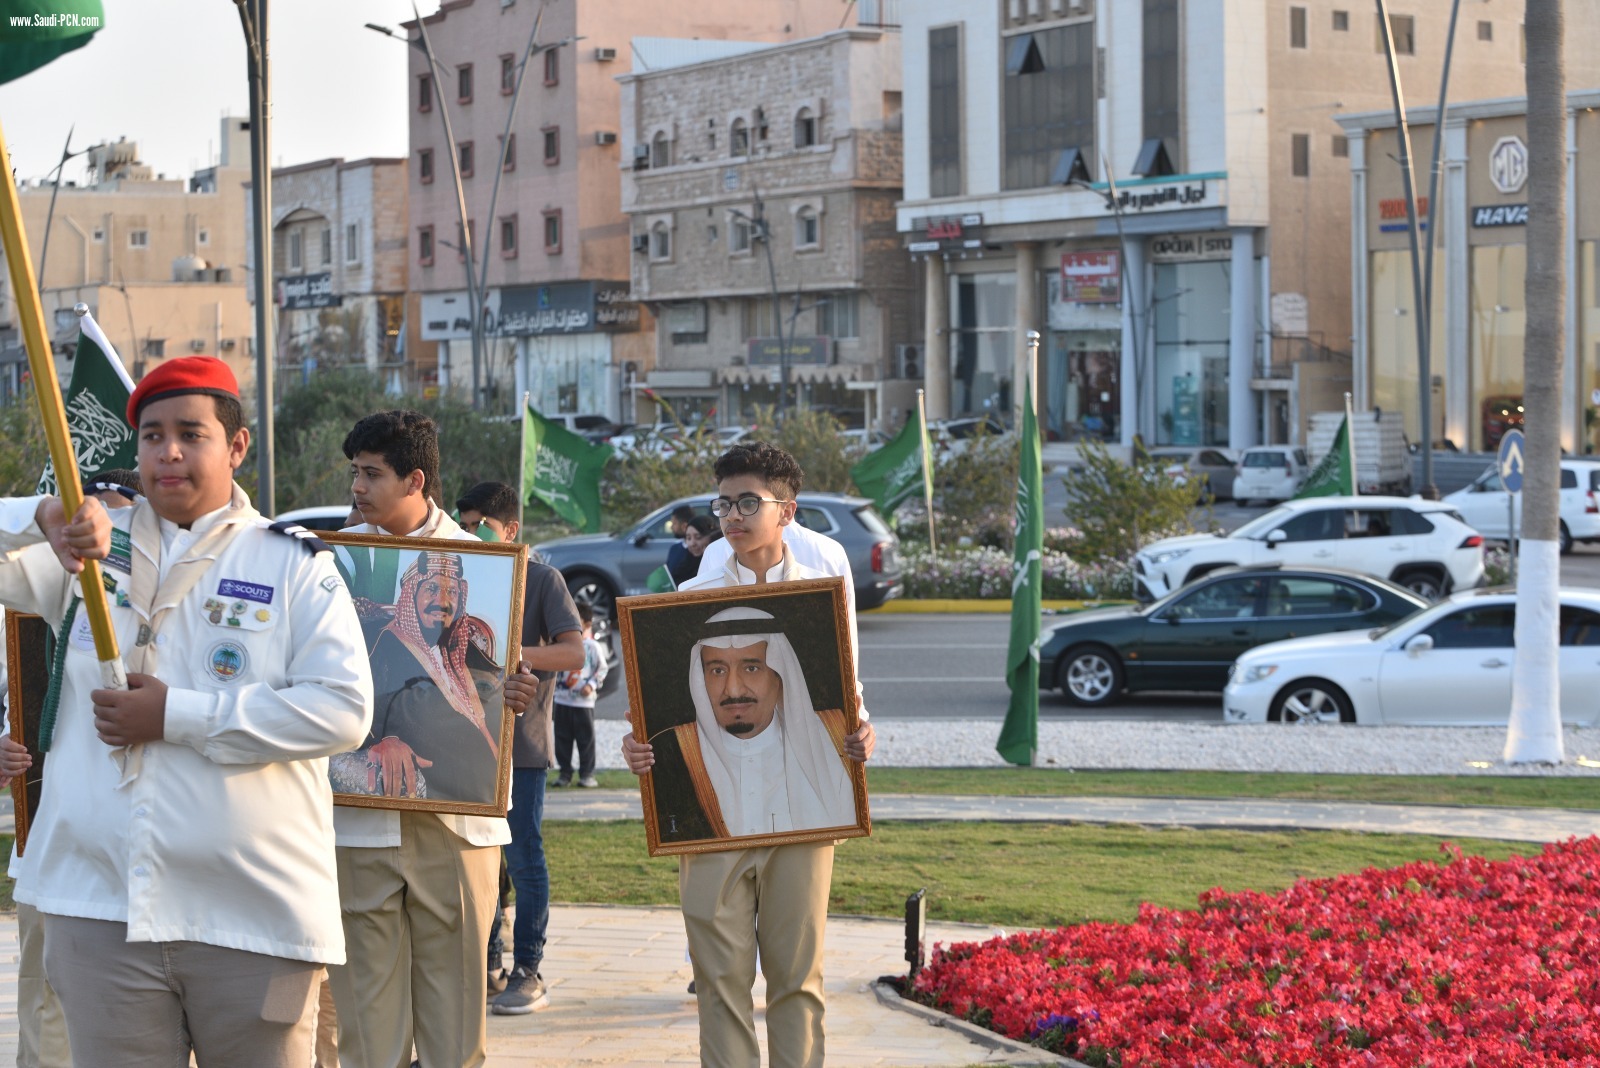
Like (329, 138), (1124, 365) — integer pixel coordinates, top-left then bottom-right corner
(622, 441), (875, 1068)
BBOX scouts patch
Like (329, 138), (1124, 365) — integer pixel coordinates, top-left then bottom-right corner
(105, 527), (133, 574)
(206, 640), (250, 683)
(217, 579), (274, 604)
(320, 575), (344, 593)
(204, 597), (274, 631)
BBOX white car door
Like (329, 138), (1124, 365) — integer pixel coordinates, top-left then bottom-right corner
(1453, 473), (1513, 540)
(1558, 604), (1600, 725)
(1267, 507), (1345, 568)
(1376, 604), (1516, 724)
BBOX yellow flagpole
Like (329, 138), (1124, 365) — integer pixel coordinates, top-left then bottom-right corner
(0, 116), (122, 670)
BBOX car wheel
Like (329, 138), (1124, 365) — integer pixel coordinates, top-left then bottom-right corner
(1057, 644), (1124, 707)
(1394, 568), (1445, 602)
(565, 573), (621, 696)
(1560, 521), (1573, 555)
(1268, 679), (1355, 724)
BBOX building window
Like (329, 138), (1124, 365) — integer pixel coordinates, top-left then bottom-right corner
(196, 228), (209, 246)
(1144, 0), (1181, 169)
(743, 298), (775, 340)
(143, 338), (165, 358)
(794, 107), (817, 148)
(730, 213), (753, 254)
(795, 206), (820, 249)
(500, 215), (518, 259)
(288, 230), (302, 269)
(1332, 10), (1348, 30)
(1377, 13), (1415, 54)
(1477, 19), (1493, 41)
(730, 118), (750, 157)
(92, 227), (105, 242)
(543, 47), (559, 86)
(129, 229), (149, 248)
(818, 291), (858, 338)
(459, 141), (474, 178)
(1291, 133), (1310, 177)
(1289, 6), (1307, 48)
(1332, 134), (1349, 158)
(500, 134), (516, 172)
(1004, 23), (1095, 190)
(650, 220), (672, 260)
(542, 126), (559, 165)
(928, 25), (961, 197)
(418, 73), (433, 112)
(543, 210), (562, 253)
(457, 63), (473, 103)
(500, 53), (515, 94)
(651, 131), (671, 168)
(418, 226), (434, 266)
(419, 148), (434, 183)
(321, 226), (333, 265)
(345, 222), (361, 264)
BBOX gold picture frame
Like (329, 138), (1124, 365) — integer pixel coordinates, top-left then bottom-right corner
(4, 611), (49, 855)
(323, 532), (526, 818)
(618, 576), (870, 857)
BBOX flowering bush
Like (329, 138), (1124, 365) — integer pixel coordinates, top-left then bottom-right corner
(912, 838), (1600, 1066)
(897, 543), (1134, 600)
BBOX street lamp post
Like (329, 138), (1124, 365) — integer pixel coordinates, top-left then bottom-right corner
(234, 0), (276, 512)
(1065, 158), (1142, 446)
(730, 195), (788, 416)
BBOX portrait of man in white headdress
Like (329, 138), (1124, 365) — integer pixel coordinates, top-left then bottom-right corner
(645, 605), (856, 844)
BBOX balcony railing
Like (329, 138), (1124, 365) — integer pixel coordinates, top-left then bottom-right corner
(1257, 332), (1344, 379)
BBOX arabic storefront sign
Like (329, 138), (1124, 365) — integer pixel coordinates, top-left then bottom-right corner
(907, 213), (984, 254)
(277, 272), (339, 310)
(1379, 196), (1430, 233)
(498, 281), (640, 336)
(1060, 250), (1121, 304)
(593, 281), (642, 332)
(746, 336), (832, 366)
(1472, 204), (1528, 228)
(1149, 233), (1233, 263)
(1110, 180), (1208, 212)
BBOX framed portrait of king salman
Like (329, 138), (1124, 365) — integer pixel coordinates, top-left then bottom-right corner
(322, 533), (526, 817)
(5, 611), (51, 855)
(617, 577), (871, 857)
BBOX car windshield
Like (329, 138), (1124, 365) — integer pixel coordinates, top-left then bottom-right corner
(1243, 452), (1288, 468)
(1231, 504), (1297, 539)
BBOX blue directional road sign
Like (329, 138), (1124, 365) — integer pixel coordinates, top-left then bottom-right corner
(1497, 428), (1525, 494)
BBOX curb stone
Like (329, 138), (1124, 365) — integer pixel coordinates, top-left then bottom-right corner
(868, 598), (1131, 615)
(870, 983), (1088, 1067)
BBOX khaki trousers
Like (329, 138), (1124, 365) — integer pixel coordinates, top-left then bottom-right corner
(680, 841), (834, 1068)
(16, 903), (71, 1068)
(41, 914), (320, 1068)
(312, 976), (338, 1068)
(328, 812), (500, 1068)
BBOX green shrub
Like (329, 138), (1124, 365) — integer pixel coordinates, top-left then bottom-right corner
(0, 390), (48, 496)
(1059, 438), (1203, 562)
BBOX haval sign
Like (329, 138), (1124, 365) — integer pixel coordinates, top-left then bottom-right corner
(1488, 136), (1528, 195)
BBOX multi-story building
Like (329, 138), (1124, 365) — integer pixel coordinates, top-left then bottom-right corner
(0, 117), (253, 399)
(245, 157), (417, 394)
(402, 0), (874, 419)
(620, 28), (916, 429)
(1340, 90), (1600, 454)
(895, 1), (1600, 450)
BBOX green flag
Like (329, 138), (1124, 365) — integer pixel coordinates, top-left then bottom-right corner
(522, 404), (613, 532)
(0, 0), (102, 86)
(1295, 414), (1356, 499)
(37, 308), (135, 494)
(850, 406), (932, 517)
(997, 383), (1043, 766)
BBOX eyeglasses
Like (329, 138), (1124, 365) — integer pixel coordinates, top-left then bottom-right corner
(710, 495), (788, 518)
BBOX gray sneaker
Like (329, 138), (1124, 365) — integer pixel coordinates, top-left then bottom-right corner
(491, 966), (549, 1015)
(578, 776), (599, 788)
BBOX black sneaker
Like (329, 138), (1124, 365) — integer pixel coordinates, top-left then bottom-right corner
(491, 966), (549, 1015)
(551, 775), (572, 788)
(487, 966), (509, 995)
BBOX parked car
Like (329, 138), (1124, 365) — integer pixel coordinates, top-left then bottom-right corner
(1041, 566), (1427, 706)
(274, 504), (354, 532)
(1148, 446), (1238, 501)
(1233, 446), (1310, 504)
(1132, 496), (1485, 603)
(1223, 587), (1600, 725)
(1443, 458), (1600, 554)
(931, 415), (1007, 458)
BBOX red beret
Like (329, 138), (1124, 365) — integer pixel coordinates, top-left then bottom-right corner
(126, 356), (240, 426)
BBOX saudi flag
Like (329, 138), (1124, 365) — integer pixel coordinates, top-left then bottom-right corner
(1295, 413), (1356, 499)
(37, 308), (135, 494)
(522, 404), (614, 532)
(0, 0), (103, 86)
(997, 382), (1043, 767)
(850, 405), (933, 517)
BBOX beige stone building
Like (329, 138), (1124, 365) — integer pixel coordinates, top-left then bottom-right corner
(0, 118), (254, 400)
(244, 157), (419, 394)
(402, 0), (875, 419)
(620, 28), (915, 429)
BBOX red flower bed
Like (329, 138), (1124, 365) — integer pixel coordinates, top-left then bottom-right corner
(911, 839), (1600, 1066)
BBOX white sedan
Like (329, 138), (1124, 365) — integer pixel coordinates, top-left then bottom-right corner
(1222, 588), (1600, 725)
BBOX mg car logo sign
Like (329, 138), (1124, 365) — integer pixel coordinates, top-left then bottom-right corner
(1489, 136), (1528, 194)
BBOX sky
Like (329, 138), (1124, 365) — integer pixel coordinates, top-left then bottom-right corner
(0, 0), (420, 184)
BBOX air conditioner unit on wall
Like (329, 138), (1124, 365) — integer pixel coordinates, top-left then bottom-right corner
(895, 343), (921, 380)
(632, 234), (650, 253)
(596, 131), (618, 146)
(595, 47), (617, 62)
(189, 338), (207, 353)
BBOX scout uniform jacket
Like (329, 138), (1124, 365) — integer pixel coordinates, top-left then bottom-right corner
(0, 488), (374, 964)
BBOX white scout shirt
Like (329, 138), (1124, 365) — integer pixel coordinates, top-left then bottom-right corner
(0, 487), (373, 964)
(333, 500), (512, 849)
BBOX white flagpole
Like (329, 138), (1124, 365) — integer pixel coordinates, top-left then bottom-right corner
(917, 388), (936, 556)
(1344, 390), (1358, 497)
(519, 391), (530, 525)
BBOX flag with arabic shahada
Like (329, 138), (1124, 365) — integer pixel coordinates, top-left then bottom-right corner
(522, 403), (614, 532)
(37, 308), (136, 494)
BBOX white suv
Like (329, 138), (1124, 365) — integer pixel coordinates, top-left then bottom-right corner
(1443, 459), (1600, 555)
(1134, 496), (1485, 602)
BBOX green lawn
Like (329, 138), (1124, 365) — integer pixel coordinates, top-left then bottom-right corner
(583, 767), (1600, 810)
(545, 819), (1534, 928)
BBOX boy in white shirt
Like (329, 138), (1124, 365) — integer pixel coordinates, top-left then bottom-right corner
(552, 603), (608, 788)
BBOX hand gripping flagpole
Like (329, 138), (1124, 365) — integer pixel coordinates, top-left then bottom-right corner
(0, 117), (125, 691)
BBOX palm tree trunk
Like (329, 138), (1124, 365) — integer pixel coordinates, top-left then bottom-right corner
(1505, 0), (1565, 764)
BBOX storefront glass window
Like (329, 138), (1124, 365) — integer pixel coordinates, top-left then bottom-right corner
(1152, 260), (1230, 446)
(1368, 249), (1446, 446)
(1469, 244), (1526, 452)
(1582, 241), (1600, 454)
(949, 272), (1016, 420)
(1045, 269), (1120, 441)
